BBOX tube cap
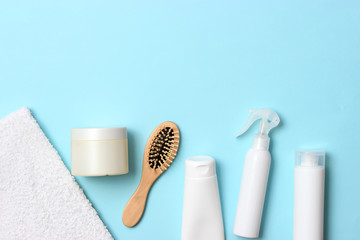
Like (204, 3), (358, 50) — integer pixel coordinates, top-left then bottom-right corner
(185, 156), (216, 178)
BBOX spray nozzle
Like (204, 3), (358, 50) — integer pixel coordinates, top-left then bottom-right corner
(235, 109), (280, 150)
(236, 108), (280, 137)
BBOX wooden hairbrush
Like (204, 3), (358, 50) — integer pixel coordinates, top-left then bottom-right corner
(122, 121), (180, 227)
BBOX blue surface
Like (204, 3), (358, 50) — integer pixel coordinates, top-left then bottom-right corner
(1, 1), (360, 239)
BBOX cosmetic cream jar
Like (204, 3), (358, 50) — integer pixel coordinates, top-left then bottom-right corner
(71, 128), (128, 176)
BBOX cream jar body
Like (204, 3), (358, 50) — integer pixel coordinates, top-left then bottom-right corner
(71, 128), (128, 176)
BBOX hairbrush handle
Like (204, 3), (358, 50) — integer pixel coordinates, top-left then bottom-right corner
(122, 177), (154, 227)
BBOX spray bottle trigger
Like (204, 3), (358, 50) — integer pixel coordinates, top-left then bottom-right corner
(235, 108), (280, 137)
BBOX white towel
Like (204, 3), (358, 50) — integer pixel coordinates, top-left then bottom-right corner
(0, 107), (113, 240)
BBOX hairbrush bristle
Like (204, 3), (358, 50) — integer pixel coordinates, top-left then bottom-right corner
(148, 126), (179, 171)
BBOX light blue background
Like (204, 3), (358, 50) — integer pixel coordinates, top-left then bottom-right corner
(1, 1), (359, 239)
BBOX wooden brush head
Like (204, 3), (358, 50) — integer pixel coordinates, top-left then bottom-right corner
(144, 121), (180, 175)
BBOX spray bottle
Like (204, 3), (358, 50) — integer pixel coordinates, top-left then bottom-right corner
(233, 108), (280, 238)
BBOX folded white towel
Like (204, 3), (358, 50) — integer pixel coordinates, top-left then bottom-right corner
(0, 107), (113, 240)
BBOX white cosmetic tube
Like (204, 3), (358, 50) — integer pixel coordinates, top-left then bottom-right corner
(181, 156), (224, 240)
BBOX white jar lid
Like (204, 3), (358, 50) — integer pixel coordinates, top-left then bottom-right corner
(71, 127), (127, 141)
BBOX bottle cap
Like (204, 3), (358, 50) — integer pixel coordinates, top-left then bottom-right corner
(295, 151), (325, 167)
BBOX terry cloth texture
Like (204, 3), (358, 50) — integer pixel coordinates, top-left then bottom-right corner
(0, 107), (113, 240)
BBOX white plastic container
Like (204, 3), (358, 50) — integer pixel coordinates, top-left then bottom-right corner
(233, 146), (271, 238)
(71, 128), (128, 176)
(233, 109), (280, 238)
(181, 156), (224, 240)
(294, 151), (325, 240)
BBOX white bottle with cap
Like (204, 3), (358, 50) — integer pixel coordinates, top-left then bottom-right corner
(233, 108), (280, 238)
(181, 156), (224, 240)
(294, 151), (325, 240)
